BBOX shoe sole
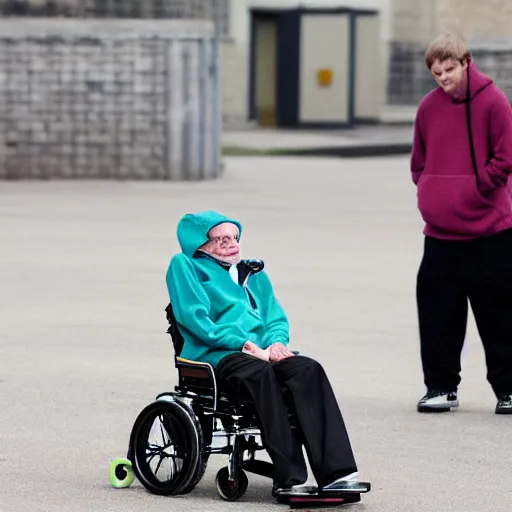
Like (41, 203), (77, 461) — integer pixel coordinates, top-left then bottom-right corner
(417, 401), (459, 413)
(322, 484), (371, 494)
(495, 408), (512, 415)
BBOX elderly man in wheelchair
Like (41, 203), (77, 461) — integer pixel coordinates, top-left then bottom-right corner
(109, 211), (371, 505)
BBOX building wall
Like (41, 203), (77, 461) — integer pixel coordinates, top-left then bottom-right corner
(1, 0), (394, 124)
(435, 0), (512, 41)
(389, 0), (436, 43)
(389, 0), (512, 105)
(0, 19), (221, 180)
(391, 0), (512, 43)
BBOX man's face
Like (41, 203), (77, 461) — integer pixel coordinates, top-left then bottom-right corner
(200, 222), (241, 264)
(430, 58), (468, 95)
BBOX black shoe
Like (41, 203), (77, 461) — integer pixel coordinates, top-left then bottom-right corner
(495, 395), (512, 414)
(417, 390), (459, 412)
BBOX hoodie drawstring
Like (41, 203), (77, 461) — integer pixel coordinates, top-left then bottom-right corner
(465, 65), (480, 186)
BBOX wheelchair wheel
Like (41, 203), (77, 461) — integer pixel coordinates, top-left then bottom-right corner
(216, 467), (248, 501)
(128, 400), (201, 496)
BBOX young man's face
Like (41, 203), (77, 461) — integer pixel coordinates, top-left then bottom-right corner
(200, 222), (241, 264)
(430, 58), (468, 95)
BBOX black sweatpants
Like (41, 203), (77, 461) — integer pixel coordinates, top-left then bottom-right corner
(215, 353), (357, 488)
(417, 229), (512, 397)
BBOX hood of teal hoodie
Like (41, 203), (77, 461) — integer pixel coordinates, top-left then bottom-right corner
(176, 211), (243, 257)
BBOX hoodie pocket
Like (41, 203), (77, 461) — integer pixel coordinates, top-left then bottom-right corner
(417, 174), (500, 235)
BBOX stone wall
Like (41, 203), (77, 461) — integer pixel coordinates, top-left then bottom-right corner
(0, 0), (230, 35)
(220, 40), (248, 128)
(435, 0), (512, 40)
(390, 0), (512, 44)
(0, 19), (221, 180)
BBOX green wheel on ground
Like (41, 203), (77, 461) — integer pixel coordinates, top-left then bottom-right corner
(109, 457), (135, 488)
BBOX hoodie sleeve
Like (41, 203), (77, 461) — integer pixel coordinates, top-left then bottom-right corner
(485, 90), (512, 188)
(252, 271), (290, 349)
(166, 255), (247, 351)
(411, 108), (426, 185)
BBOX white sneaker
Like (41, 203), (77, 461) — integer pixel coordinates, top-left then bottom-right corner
(274, 483), (316, 496)
(322, 473), (371, 493)
(417, 390), (459, 412)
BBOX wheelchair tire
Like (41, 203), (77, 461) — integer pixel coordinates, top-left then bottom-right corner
(128, 400), (201, 496)
(216, 467), (248, 501)
(171, 399), (209, 495)
(179, 455), (209, 495)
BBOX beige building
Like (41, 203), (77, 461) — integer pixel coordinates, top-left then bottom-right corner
(222, 0), (390, 127)
(3, 0), (512, 124)
(223, 0), (512, 125)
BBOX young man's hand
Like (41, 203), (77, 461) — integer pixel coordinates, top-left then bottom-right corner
(269, 342), (295, 362)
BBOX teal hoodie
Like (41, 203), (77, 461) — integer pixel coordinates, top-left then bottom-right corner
(165, 211), (290, 367)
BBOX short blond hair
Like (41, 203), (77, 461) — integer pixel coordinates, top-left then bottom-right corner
(425, 33), (471, 69)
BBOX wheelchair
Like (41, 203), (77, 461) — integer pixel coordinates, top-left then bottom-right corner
(109, 259), (370, 506)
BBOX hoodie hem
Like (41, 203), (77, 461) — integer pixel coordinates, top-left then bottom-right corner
(423, 216), (512, 241)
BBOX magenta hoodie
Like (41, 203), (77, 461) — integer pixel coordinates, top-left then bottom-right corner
(411, 61), (512, 240)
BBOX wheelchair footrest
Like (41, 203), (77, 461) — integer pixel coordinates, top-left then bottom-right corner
(276, 488), (362, 508)
(242, 459), (273, 479)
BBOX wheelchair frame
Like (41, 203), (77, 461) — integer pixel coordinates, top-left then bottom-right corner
(110, 297), (275, 501)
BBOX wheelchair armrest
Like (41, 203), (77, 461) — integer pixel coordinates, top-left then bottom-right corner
(174, 356), (213, 373)
(175, 357), (214, 378)
(175, 357), (219, 408)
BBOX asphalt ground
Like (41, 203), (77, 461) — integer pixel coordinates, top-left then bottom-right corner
(1, 155), (510, 512)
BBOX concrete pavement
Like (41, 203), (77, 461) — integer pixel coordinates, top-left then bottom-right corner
(1, 155), (511, 512)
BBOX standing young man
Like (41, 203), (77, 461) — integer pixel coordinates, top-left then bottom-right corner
(411, 33), (512, 414)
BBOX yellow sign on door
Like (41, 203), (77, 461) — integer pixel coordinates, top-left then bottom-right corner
(317, 68), (333, 86)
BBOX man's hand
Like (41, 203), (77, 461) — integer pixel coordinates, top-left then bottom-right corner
(268, 342), (295, 362)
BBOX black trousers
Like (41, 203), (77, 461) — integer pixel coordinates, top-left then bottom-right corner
(417, 229), (512, 397)
(215, 353), (357, 488)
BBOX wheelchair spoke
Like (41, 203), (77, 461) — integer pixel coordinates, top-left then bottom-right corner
(160, 414), (180, 443)
(146, 432), (185, 476)
(159, 416), (169, 445)
(146, 451), (159, 465)
(147, 442), (174, 453)
(146, 446), (182, 461)
(154, 454), (166, 476)
(170, 456), (179, 478)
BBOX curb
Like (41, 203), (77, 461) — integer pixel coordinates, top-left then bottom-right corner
(222, 143), (412, 158)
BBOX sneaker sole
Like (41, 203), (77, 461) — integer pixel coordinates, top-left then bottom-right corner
(417, 401), (459, 413)
(495, 408), (512, 415)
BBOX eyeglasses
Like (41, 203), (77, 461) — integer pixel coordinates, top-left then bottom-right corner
(207, 235), (240, 245)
